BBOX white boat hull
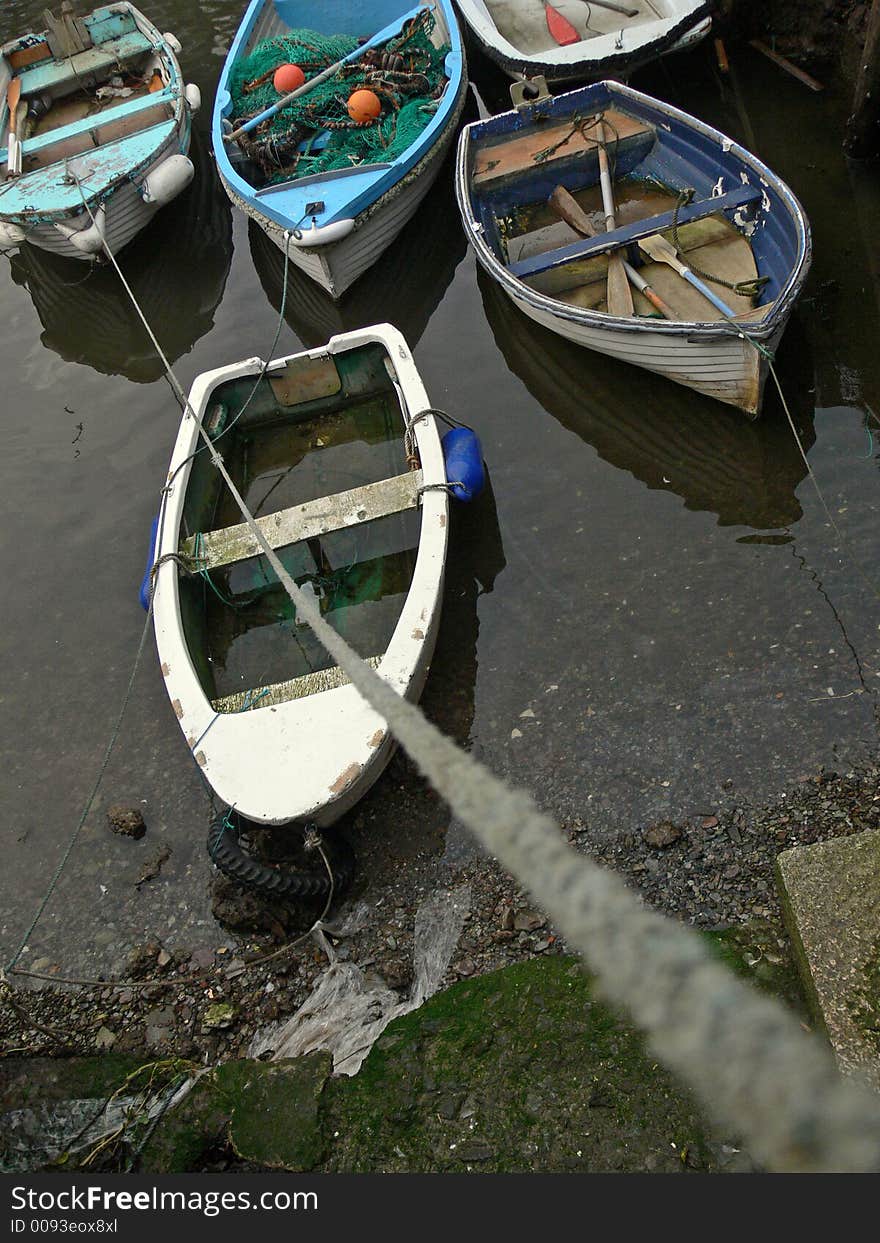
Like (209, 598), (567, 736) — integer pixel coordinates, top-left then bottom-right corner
(221, 76), (468, 298)
(507, 284), (783, 414)
(21, 129), (190, 261)
(454, 0), (711, 84)
(152, 325), (449, 826)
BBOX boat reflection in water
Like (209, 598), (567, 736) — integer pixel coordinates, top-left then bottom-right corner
(8, 133), (232, 383)
(479, 266), (816, 532)
(250, 158), (468, 352)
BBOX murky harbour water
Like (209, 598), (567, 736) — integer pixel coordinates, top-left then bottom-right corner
(1, 0), (880, 974)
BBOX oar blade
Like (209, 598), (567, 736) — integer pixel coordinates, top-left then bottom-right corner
(607, 253), (634, 316)
(639, 233), (679, 268)
(547, 185), (596, 237)
(543, 3), (581, 47)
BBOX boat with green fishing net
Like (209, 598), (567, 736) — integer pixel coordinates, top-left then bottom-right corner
(150, 324), (450, 827)
(212, 0), (467, 298)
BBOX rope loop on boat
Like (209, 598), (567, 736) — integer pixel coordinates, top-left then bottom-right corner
(670, 187), (771, 298)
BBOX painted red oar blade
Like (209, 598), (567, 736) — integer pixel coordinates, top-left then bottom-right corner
(542, 1), (581, 47)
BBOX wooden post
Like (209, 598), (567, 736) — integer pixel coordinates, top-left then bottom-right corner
(845, 0), (880, 157)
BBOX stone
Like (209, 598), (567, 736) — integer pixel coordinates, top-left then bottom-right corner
(203, 1003), (236, 1031)
(642, 821), (683, 849)
(513, 910), (546, 932)
(107, 805), (146, 839)
(217, 1055), (331, 1171)
(776, 829), (880, 1090)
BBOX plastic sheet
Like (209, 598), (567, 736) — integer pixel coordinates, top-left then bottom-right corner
(249, 885), (471, 1075)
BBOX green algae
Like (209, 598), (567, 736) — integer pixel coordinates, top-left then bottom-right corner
(322, 957), (717, 1173)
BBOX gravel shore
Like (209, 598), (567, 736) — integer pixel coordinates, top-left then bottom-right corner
(3, 757), (874, 1064)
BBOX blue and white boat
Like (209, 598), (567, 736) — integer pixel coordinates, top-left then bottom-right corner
(456, 79), (811, 416)
(213, 0), (467, 298)
(0, 3), (200, 260)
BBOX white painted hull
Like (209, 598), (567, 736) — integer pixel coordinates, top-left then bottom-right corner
(454, 0), (711, 83)
(456, 79), (811, 416)
(222, 77), (467, 298)
(507, 285), (784, 413)
(152, 325), (450, 826)
(21, 128), (190, 260)
(0, 5), (195, 260)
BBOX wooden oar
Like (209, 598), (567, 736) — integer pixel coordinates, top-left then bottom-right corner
(595, 121), (633, 317)
(227, 6), (425, 141)
(6, 78), (21, 176)
(12, 100), (26, 175)
(541, 1), (581, 47)
(639, 233), (737, 318)
(547, 185), (677, 319)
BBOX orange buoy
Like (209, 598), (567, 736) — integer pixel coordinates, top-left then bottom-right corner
(273, 63), (305, 93)
(347, 88), (381, 124)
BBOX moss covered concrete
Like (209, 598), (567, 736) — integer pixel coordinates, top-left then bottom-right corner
(321, 956), (717, 1172)
(6, 941), (812, 1173)
(776, 829), (880, 1090)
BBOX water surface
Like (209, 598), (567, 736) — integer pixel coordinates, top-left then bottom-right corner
(2, 1), (879, 973)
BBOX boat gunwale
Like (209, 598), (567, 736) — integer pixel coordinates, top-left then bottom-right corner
(152, 323), (449, 825)
(455, 79), (812, 343)
(210, 0), (467, 235)
(0, 2), (188, 223)
(451, 0), (712, 79)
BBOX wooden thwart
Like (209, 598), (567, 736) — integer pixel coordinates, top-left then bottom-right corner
(212, 656), (382, 713)
(508, 184), (762, 280)
(182, 470), (424, 572)
(473, 109), (652, 186)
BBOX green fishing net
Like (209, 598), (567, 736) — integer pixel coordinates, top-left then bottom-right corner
(228, 10), (450, 183)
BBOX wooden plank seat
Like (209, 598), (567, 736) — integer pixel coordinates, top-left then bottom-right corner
(15, 28), (153, 96)
(507, 184), (763, 281)
(212, 656), (382, 713)
(181, 470), (424, 572)
(11, 90), (173, 169)
(473, 109), (653, 187)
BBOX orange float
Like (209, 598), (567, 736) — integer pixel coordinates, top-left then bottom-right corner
(273, 63), (305, 93)
(347, 88), (381, 123)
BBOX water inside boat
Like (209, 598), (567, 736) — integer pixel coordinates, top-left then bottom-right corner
(177, 343), (421, 709)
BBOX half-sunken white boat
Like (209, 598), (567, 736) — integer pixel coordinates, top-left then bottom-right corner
(212, 0), (467, 298)
(456, 79), (811, 415)
(151, 324), (449, 827)
(452, 0), (711, 85)
(0, 2), (200, 259)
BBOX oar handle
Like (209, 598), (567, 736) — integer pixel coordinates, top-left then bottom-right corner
(621, 260), (676, 319)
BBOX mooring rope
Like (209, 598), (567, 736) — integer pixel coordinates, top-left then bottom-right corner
(6, 175), (880, 1173)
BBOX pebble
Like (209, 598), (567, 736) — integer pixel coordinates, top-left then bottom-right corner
(643, 822), (682, 849)
(107, 805), (146, 840)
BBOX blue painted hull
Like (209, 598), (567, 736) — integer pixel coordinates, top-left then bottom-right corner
(212, 0), (467, 296)
(456, 80), (811, 415)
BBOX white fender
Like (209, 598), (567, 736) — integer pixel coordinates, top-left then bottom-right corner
(162, 32), (182, 55)
(0, 220), (26, 246)
(140, 154), (194, 206)
(290, 217), (356, 248)
(184, 83), (201, 114)
(55, 204), (106, 255)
